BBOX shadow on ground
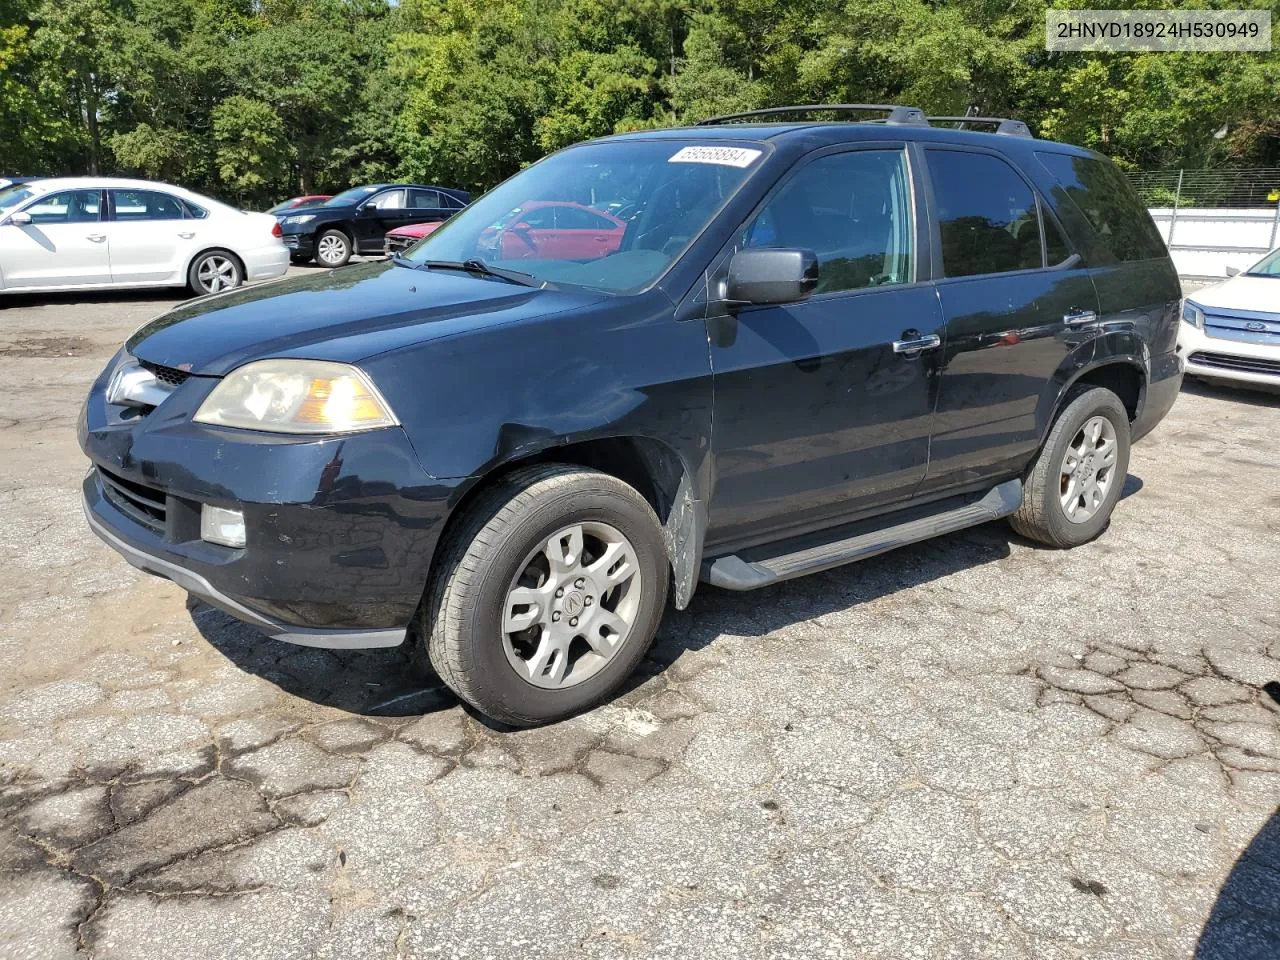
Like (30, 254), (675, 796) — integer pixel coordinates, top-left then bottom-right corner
(1197, 809), (1280, 959)
(183, 472), (1145, 718)
(1181, 378), (1280, 407)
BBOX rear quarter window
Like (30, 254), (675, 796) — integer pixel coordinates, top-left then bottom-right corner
(1035, 152), (1166, 263)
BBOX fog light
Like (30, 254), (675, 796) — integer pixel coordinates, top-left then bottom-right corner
(201, 504), (246, 548)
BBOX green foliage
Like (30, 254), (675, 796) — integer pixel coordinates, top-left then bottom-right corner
(2, 0), (1278, 204)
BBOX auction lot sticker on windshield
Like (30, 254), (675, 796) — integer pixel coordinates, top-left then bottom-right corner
(669, 146), (762, 168)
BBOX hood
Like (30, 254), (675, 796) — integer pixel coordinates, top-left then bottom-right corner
(126, 261), (606, 376)
(1188, 275), (1280, 315)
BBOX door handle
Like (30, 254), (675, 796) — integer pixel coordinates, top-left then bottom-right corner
(1064, 309), (1098, 327)
(86, 233), (106, 243)
(178, 231), (195, 239)
(892, 332), (942, 355)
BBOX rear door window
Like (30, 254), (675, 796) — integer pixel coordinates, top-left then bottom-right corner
(110, 190), (185, 221)
(926, 149), (1043, 278)
(409, 189), (442, 209)
(1036, 152), (1166, 263)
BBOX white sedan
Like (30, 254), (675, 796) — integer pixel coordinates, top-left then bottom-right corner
(1179, 248), (1280, 391)
(0, 177), (289, 297)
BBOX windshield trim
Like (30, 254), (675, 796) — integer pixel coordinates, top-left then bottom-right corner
(404, 137), (774, 297)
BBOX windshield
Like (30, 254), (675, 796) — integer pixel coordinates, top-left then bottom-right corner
(1245, 247), (1280, 277)
(326, 186), (380, 207)
(403, 139), (767, 293)
(0, 185), (36, 213)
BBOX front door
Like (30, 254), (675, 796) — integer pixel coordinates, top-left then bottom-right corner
(919, 147), (1101, 494)
(705, 146), (944, 548)
(0, 189), (111, 288)
(354, 188), (409, 252)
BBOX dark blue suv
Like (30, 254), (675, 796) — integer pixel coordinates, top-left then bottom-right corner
(80, 105), (1182, 726)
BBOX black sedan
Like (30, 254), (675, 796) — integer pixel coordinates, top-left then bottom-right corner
(277, 184), (470, 267)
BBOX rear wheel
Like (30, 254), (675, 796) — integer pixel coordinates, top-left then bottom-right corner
(421, 464), (668, 727)
(1010, 384), (1131, 547)
(315, 229), (351, 268)
(187, 250), (243, 295)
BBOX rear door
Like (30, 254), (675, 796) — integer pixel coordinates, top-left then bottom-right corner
(104, 189), (199, 285)
(0, 189), (111, 288)
(706, 144), (945, 547)
(919, 147), (1101, 495)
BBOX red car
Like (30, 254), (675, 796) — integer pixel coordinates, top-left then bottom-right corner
(483, 201), (626, 261)
(267, 194), (332, 215)
(383, 220), (443, 257)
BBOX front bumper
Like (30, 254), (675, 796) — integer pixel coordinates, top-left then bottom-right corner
(79, 354), (460, 648)
(281, 232), (314, 257)
(1177, 321), (1280, 389)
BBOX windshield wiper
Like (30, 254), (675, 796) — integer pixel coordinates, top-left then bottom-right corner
(418, 258), (548, 288)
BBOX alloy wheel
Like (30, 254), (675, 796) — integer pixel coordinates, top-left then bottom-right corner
(196, 255), (238, 294)
(501, 521), (642, 689)
(317, 234), (348, 266)
(1060, 414), (1118, 523)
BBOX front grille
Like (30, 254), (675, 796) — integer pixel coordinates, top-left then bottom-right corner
(98, 466), (167, 532)
(1187, 351), (1280, 377)
(139, 360), (189, 387)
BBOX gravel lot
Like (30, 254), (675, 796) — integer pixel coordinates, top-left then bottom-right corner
(1, 273), (1278, 959)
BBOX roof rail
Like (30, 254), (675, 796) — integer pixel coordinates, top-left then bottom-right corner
(698, 104), (929, 127)
(927, 116), (1034, 139)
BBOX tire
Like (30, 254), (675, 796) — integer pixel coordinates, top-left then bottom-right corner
(187, 249), (243, 296)
(1010, 384), (1131, 548)
(422, 464), (669, 727)
(314, 229), (351, 268)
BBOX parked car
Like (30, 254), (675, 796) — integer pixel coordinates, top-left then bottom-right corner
(278, 184), (470, 267)
(1178, 248), (1280, 390)
(476, 201), (627, 261)
(383, 220), (442, 257)
(0, 178), (288, 296)
(267, 194), (332, 216)
(80, 105), (1182, 726)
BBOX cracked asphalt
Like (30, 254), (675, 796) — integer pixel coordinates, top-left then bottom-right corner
(1, 279), (1278, 959)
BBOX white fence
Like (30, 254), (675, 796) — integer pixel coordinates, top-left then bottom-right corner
(1148, 206), (1280, 280)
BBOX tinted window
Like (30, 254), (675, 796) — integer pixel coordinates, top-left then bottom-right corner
(370, 189), (406, 210)
(442, 194), (464, 209)
(1044, 211), (1072, 266)
(110, 190), (185, 221)
(1036, 152), (1166, 263)
(557, 206), (615, 230)
(409, 189), (441, 209)
(25, 190), (102, 224)
(519, 207), (556, 228)
(179, 199), (208, 220)
(928, 150), (1042, 278)
(743, 149), (914, 294)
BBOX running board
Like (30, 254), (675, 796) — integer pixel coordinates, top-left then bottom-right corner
(702, 479), (1023, 591)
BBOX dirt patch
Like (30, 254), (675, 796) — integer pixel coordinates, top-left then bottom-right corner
(0, 336), (94, 358)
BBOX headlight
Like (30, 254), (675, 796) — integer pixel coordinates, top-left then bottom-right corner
(193, 359), (398, 434)
(282, 214), (316, 225)
(1181, 300), (1204, 328)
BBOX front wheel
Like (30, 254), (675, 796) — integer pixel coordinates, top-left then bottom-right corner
(422, 464), (669, 727)
(1010, 384), (1131, 548)
(188, 250), (243, 296)
(315, 229), (351, 268)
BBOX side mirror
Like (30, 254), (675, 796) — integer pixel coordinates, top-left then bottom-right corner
(7, 210), (31, 226)
(724, 248), (819, 306)
(1226, 265), (1241, 277)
